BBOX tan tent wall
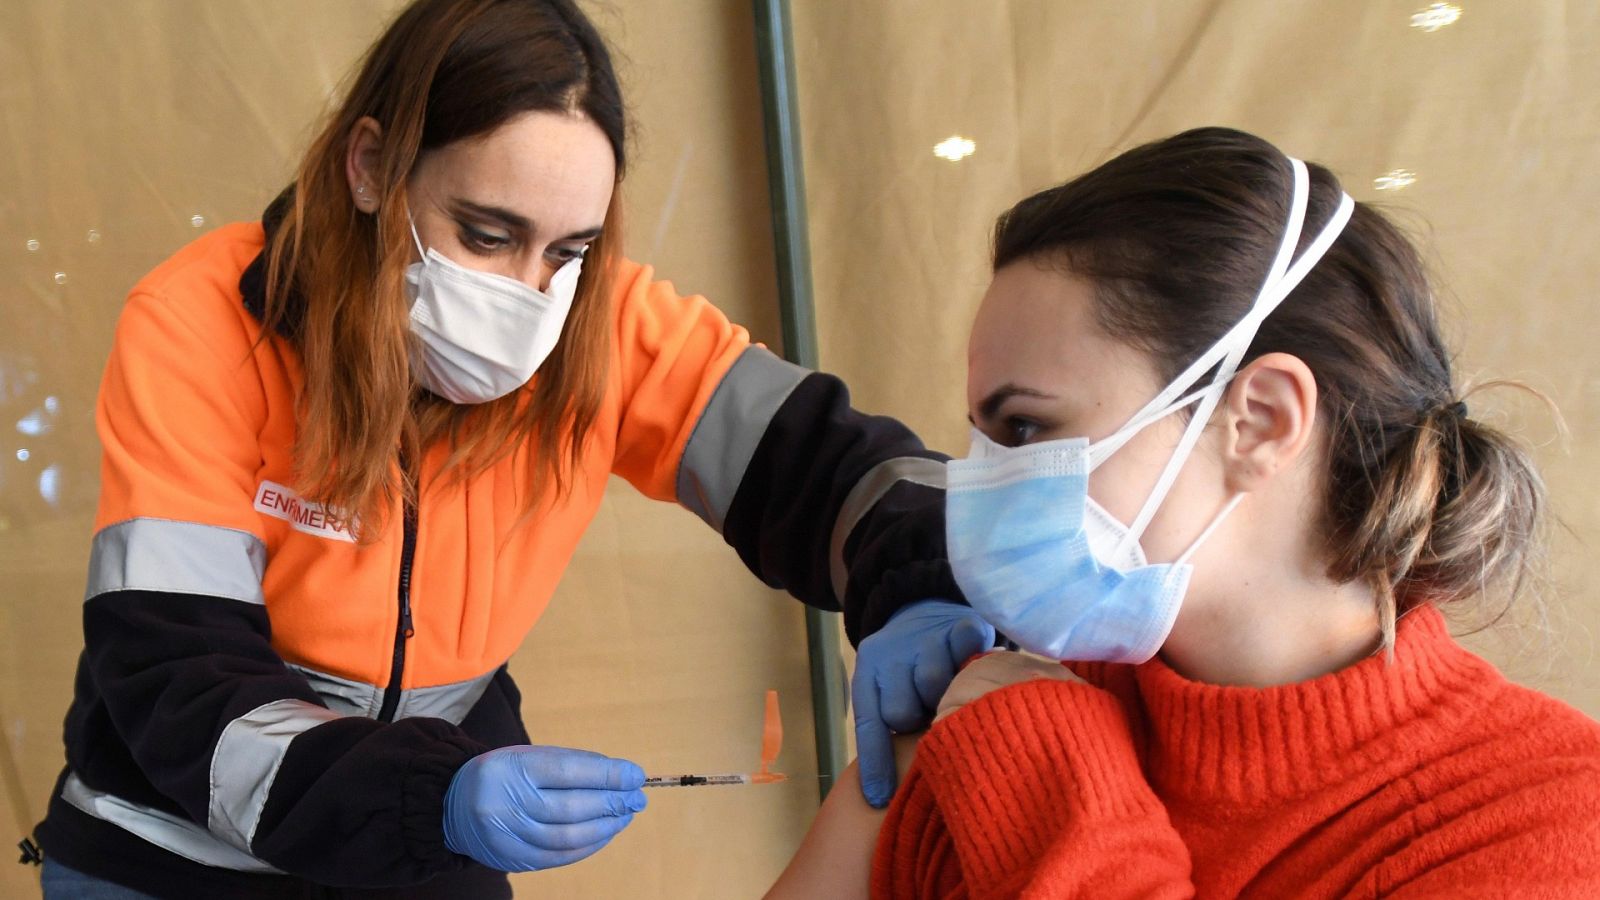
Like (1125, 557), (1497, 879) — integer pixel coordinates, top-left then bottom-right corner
(0, 2), (817, 897)
(790, 0), (1600, 719)
(3, 2), (1598, 898)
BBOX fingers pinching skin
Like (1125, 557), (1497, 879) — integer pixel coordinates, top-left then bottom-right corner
(851, 600), (997, 809)
(852, 666), (896, 809)
(946, 614), (997, 662)
(912, 653), (957, 712)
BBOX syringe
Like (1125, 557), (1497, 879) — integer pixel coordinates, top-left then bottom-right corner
(643, 690), (788, 789)
(643, 773), (756, 788)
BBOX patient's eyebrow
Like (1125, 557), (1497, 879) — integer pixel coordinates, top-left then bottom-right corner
(976, 383), (1057, 421)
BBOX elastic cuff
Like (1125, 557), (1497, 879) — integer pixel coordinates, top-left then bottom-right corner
(399, 735), (488, 868)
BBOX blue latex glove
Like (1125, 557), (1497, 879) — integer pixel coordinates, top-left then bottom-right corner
(852, 599), (996, 808)
(443, 745), (647, 872)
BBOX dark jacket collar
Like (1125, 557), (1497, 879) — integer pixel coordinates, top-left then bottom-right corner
(238, 187), (302, 340)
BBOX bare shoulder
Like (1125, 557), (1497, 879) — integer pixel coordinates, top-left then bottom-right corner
(764, 736), (920, 900)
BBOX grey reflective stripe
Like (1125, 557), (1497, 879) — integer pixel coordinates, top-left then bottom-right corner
(828, 457), (947, 604)
(289, 663), (495, 724)
(393, 669), (497, 724)
(61, 773), (283, 873)
(208, 699), (343, 853)
(289, 664), (383, 719)
(86, 518), (267, 605)
(676, 346), (809, 532)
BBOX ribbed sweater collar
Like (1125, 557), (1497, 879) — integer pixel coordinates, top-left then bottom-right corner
(1132, 604), (1499, 805)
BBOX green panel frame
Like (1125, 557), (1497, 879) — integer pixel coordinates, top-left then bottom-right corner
(751, 0), (848, 801)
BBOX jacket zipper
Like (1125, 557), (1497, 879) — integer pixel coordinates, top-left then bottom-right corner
(377, 500), (418, 722)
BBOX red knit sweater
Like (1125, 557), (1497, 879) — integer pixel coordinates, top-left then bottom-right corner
(871, 605), (1600, 898)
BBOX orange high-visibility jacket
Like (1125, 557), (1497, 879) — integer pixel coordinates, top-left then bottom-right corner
(38, 210), (958, 895)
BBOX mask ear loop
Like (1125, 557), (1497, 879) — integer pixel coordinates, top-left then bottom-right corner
(1087, 384), (1216, 470)
(1107, 162), (1356, 563)
(406, 210), (428, 260)
(1173, 492), (1245, 566)
(1094, 159), (1311, 450)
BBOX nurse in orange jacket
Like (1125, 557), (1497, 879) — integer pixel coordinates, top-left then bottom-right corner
(29, 1), (993, 897)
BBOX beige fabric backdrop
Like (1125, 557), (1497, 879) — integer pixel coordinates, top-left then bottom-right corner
(0, 2), (819, 897)
(4, 1), (1598, 898)
(791, 0), (1600, 720)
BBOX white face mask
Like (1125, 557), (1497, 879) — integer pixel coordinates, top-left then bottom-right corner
(403, 215), (584, 405)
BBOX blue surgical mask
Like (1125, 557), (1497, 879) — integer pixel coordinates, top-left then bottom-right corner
(946, 156), (1354, 663)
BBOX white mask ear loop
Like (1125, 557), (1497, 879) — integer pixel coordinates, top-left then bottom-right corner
(406, 210), (428, 260)
(1109, 160), (1356, 563)
(1172, 492), (1245, 567)
(1098, 159), (1312, 447)
(1087, 385), (1215, 471)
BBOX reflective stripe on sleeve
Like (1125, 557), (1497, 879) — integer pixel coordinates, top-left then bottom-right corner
(676, 346), (809, 533)
(828, 457), (947, 604)
(61, 773), (283, 873)
(86, 517), (267, 605)
(207, 699), (344, 853)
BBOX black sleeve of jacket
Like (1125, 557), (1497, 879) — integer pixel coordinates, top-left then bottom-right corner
(719, 372), (966, 645)
(83, 589), (484, 887)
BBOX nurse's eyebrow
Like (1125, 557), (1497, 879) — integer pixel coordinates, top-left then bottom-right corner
(556, 225), (605, 242)
(452, 198), (532, 232)
(977, 383), (1057, 421)
(451, 198), (604, 242)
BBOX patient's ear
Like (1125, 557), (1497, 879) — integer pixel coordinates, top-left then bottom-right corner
(1219, 352), (1318, 494)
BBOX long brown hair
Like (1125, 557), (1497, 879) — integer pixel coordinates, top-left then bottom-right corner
(993, 127), (1548, 650)
(263, 0), (626, 536)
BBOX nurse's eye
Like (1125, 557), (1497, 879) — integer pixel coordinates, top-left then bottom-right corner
(459, 225), (512, 254)
(544, 243), (590, 266)
(1003, 416), (1044, 446)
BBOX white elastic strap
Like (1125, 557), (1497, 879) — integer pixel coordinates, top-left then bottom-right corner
(1113, 383), (1227, 559)
(1087, 384), (1216, 471)
(1174, 492), (1245, 566)
(1111, 161), (1355, 559)
(407, 212), (427, 260)
(1103, 160), (1313, 440)
(1260, 159), (1310, 299)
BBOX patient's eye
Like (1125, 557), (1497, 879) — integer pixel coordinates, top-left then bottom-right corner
(1003, 416), (1043, 446)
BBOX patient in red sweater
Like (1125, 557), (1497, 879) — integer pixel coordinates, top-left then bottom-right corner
(767, 128), (1600, 899)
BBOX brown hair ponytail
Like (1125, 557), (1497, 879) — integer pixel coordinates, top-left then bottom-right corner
(1340, 390), (1549, 648)
(993, 127), (1550, 650)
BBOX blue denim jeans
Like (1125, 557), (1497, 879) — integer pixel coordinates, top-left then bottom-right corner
(39, 859), (160, 900)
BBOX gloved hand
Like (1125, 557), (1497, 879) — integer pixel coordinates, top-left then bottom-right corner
(442, 745), (647, 872)
(852, 599), (996, 808)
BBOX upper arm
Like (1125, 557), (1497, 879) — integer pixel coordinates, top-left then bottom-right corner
(766, 736), (921, 900)
(768, 654), (1088, 899)
(91, 288), (277, 609)
(97, 288), (267, 529)
(606, 260), (758, 503)
(1377, 754), (1600, 898)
